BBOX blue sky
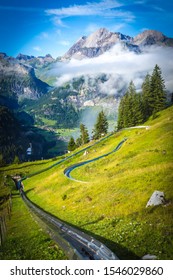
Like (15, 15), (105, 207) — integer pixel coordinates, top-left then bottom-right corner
(0, 0), (173, 58)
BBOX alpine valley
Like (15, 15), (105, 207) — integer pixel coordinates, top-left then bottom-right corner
(0, 28), (173, 163)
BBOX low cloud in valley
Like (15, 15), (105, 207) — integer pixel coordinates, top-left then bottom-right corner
(50, 44), (173, 95)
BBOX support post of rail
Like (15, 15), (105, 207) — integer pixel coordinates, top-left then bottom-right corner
(0, 216), (5, 245)
(0, 217), (2, 246)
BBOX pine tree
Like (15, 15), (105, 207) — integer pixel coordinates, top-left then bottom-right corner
(118, 81), (144, 128)
(141, 73), (151, 120)
(118, 65), (166, 129)
(76, 137), (82, 147)
(117, 97), (125, 129)
(68, 137), (76, 151)
(133, 93), (144, 125)
(79, 123), (90, 145)
(150, 64), (166, 115)
(125, 81), (137, 127)
(92, 110), (108, 139)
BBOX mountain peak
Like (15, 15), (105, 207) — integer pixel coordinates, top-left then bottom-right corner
(63, 28), (173, 60)
(83, 28), (117, 48)
(63, 28), (133, 59)
(94, 27), (110, 36)
(16, 53), (35, 60)
(133, 29), (166, 46)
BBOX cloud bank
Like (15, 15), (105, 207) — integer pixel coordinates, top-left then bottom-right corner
(45, 0), (135, 26)
(50, 44), (173, 95)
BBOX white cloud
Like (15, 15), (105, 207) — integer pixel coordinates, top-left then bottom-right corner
(111, 23), (126, 32)
(52, 17), (68, 27)
(33, 46), (42, 52)
(85, 23), (101, 34)
(151, 5), (165, 12)
(134, 0), (146, 4)
(45, 0), (135, 22)
(59, 40), (70, 46)
(50, 45), (173, 93)
(39, 32), (49, 39)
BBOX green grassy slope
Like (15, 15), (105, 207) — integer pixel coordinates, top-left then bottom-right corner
(0, 189), (67, 260)
(1, 106), (173, 259)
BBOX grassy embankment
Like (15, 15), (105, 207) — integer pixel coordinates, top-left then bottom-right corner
(0, 160), (67, 260)
(1, 106), (173, 259)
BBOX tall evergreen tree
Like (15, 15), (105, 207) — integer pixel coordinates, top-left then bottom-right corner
(133, 93), (144, 125)
(118, 65), (166, 129)
(92, 110), (108, 139)
(118, 81), (144, 128)
(67, 137), (76, 151)
(141, 73), (151, 120)
(125, 81), (137, 127)
(76, 137), (82, 147)
(117, 96), (125, 129)
(150, 64), (166, 115)
(79, 123), (90, 145)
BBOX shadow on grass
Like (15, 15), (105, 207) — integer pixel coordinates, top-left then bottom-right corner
(81, 216), (105, 227)
(25, 188), (36, 195)
(0, 161), (48, 173)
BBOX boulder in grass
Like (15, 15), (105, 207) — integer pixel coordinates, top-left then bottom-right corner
(83, 150), (88, 156)
(146, 191), (165, 207)
(142, 254), (157, 260)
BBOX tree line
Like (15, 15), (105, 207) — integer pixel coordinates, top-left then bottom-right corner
(117, 64), (166, 129)
(68, 110), (108, 151)
(68, 64), (167, 151)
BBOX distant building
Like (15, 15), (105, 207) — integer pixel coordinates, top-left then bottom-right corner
(26, 147), (32, 155)
(26, 143), (32, 160)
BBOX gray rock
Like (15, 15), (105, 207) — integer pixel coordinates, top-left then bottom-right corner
(83, 150), (88, 156)
(146, 191), (165, 207)
(142, 254), (157, 260)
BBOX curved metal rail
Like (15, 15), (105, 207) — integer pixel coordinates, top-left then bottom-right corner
(15, 127), (149, 259)
(21, 191), (118, 260)
(64, 138), (127, 182)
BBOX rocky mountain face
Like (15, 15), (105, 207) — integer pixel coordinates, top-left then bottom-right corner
(27, 74), (121, 134)
(63, 28), (173, 60)
(0, 53), (50, 108)
(0, 28), (172, 163)
(63, 28), (138, 59)
(16, 53), (55, 68)
(133, 30), (173, 47)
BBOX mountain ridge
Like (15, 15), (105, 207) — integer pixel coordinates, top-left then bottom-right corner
(63, 28), (173, 60)
(0, 52), (50, 107)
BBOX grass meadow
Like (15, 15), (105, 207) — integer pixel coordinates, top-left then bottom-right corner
(1, 106), (173, 259)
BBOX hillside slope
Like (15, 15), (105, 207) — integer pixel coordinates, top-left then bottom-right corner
(2, 106), (173, 259)
(0, 53), (49, 108)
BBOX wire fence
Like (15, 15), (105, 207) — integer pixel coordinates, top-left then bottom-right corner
(0, 193), (12, 246)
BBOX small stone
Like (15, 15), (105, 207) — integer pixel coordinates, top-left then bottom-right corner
(146, 191), (165, 207)
(83, 150), (88, 156)
(142, 254), (157, 260)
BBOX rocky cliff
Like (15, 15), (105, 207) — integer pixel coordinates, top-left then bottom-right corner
(63, 28), (173, 60)
(0, 53), (50, 107)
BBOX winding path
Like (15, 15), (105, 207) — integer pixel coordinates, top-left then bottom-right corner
(64, 138), (127, 182)
(16, 133), (120, 260)
(16, 126), (149, 260)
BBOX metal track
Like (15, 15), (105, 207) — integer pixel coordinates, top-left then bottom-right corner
(22, 192), (119, 260)
(18, 127), (149, 259)
(64, 138), (127, 182)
